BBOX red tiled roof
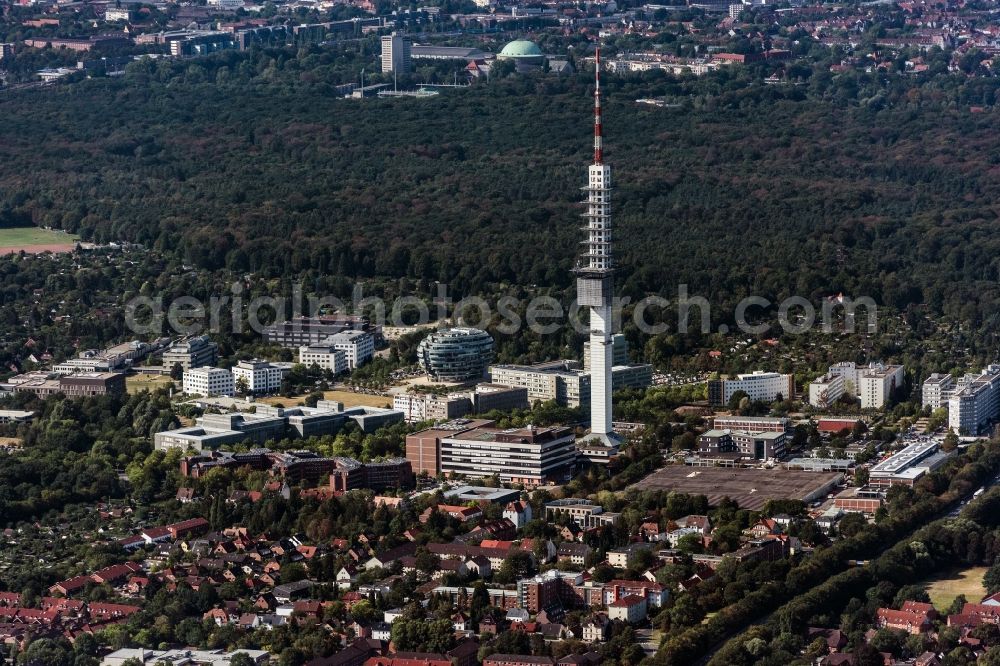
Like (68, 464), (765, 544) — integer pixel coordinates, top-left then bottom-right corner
(609, 594), (645, 608)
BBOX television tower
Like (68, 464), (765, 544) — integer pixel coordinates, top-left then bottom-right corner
(575, 48), (620, 447)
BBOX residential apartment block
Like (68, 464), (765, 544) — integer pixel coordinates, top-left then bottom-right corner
(828, 361), (861, 394)
(917, 366), (1000, 435)
(513, 569), (666, 615)
(948, 366), (1000, 435)
(858, 363), (904, 409)
(922, 373), (955, 410)
(808, 372), (845, 409)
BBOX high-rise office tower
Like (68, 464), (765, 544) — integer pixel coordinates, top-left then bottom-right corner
(380, 32), (411, 74)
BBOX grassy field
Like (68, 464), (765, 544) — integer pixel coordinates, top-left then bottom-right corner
(923, 566), (988, 611)
(258, 389), (391, 409)
(0, 227), (79, 248)
(126, 374), (175, 395)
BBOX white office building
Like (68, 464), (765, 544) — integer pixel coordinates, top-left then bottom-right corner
(393, 393), (473, 423)
(104, 7), (132, 21)
(439, 423), (577, 487)
(182, 367), (235, 397)
(808, 372), (845, 409)
(490, 362), (590, 408)
(708, 371), (794, 406)
(299, 331), (373, 372)
(327, 330), (374, 369)
(922, 373), (955, 410)
(858, 363), (904, 409)
(231, 359), (286, 394)
(162, 336), (219, 371)
(299, 344), (348, 375)
(381, 32), (411, 73)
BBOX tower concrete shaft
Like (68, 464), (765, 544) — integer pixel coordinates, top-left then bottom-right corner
(575, 48), (617, 444)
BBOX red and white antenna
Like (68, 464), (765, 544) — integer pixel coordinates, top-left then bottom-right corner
(594, 47), (603, 165)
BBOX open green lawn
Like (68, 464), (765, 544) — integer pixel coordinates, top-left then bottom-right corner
(0, 227), (78, 248)
(923, 566), (988, 611)
(126, 374), (175, 395)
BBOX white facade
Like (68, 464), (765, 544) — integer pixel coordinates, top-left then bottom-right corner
(948, 366), (1000, 436)
(808, 372), (845, 409)
(503, 501), (532, 528)
(607, 596), (647, 624)
(231, 359), (285, 394)
(828, 361), (860, 394)
(721, 371), (793, 403)
(922, 373), (954, 410)
(381, 32), (411, 73)
(583, 333), (628, 371)
(589, 299), (613, 440)
(326, 331), (374, 370)
(298, 344), (348, 375)
(488, 363), (589, 408)
(162, 336), (218, 371)
(182, 367), (234, 397)
(104, 7), (131, 21)
(393, 394), (427, 422)
(575, 52), (617, 448)
(858, 364), (904, 409)
(207, 0), (245, 8)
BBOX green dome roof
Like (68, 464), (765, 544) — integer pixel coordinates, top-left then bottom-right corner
(499, 39), (544, 58)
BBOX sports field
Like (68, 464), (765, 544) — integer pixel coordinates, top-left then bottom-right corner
(923, 566), (988, 611)
(0, 227), (79, 254)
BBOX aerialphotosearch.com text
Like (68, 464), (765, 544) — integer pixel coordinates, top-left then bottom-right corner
(124, 283), (878, 338)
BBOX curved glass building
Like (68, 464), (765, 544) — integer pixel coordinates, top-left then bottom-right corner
(417, 327), (494, 382)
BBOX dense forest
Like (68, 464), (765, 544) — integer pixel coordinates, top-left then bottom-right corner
(3, 43), (1000, 333)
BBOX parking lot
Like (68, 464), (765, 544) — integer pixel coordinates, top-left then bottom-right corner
(630, 466), (843, 510)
